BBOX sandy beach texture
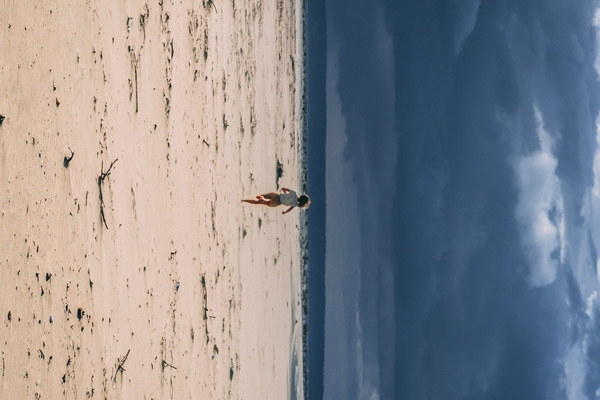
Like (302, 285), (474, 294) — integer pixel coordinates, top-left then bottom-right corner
(0, 0), (305, 399)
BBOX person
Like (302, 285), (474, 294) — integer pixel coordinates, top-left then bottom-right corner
(242, 187), (310, 214)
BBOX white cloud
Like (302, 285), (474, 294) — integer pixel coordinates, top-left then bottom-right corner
(452, 0), (481, 56)
(587, 291), (598, 318)
(593, 8), (600, 78)
(563, 299), (598, 400)
(564, 341), (588, 400)
(513, 106), (564, 287)
(324, 46), (364, 400)
(592, 116), (600, 199)
(581, 115), (600, 282)
(355, 308), (381, 400)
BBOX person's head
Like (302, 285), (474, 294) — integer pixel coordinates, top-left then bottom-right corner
(298, 194), (311, 209)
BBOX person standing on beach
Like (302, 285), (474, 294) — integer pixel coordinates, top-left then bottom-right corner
(242, 187), (311, 214)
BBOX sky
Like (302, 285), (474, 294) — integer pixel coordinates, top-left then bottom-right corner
(313, 0), (600, 399)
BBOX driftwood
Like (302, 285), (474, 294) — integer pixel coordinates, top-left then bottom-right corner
(112, 349), (130, 383)
(161, 360), (177, 370)
(205, 0), (218, 13)
(98, 159), (118, 229)
(63, 148), (75, 167)
(201, 274), (210, 342)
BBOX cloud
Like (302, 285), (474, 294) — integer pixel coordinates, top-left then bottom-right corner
(567, 304), (600, 400)
(513, 107), (565, 287)
(564, 340), (588, 400)
(593, 8), (600, 78)
(355, 310), (381, 400)
(588, 116), (600, 211)
(514, 152), (562, 285)
(451, 0), (481, 56)
(326, 3), (398, 399)
(325, 0), (600, 398)
(580, 116), (600, 279)
(563, 295), (600, 400)
(324, 45), (363, 400)
(587, 291), (598, 317)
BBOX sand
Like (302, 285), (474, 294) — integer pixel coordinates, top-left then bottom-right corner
(0, 0), (305, 399)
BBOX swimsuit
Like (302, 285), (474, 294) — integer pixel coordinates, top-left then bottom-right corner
(279, 190), (299, 207)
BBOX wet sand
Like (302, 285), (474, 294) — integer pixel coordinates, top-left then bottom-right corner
(0, 1), (305, 399)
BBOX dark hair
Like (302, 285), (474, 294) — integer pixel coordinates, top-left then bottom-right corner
(298, 195), (309, 207)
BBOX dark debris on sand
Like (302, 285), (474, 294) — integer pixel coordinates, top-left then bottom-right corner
(63, 148), (75, 167)
(276, 159), (283, 188)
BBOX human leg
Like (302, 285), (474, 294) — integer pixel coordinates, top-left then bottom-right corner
(260, 192), (281, 207)
(241, 199), (270, 205)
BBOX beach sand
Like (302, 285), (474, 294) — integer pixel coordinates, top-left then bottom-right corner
(0, 1), (305, 399)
